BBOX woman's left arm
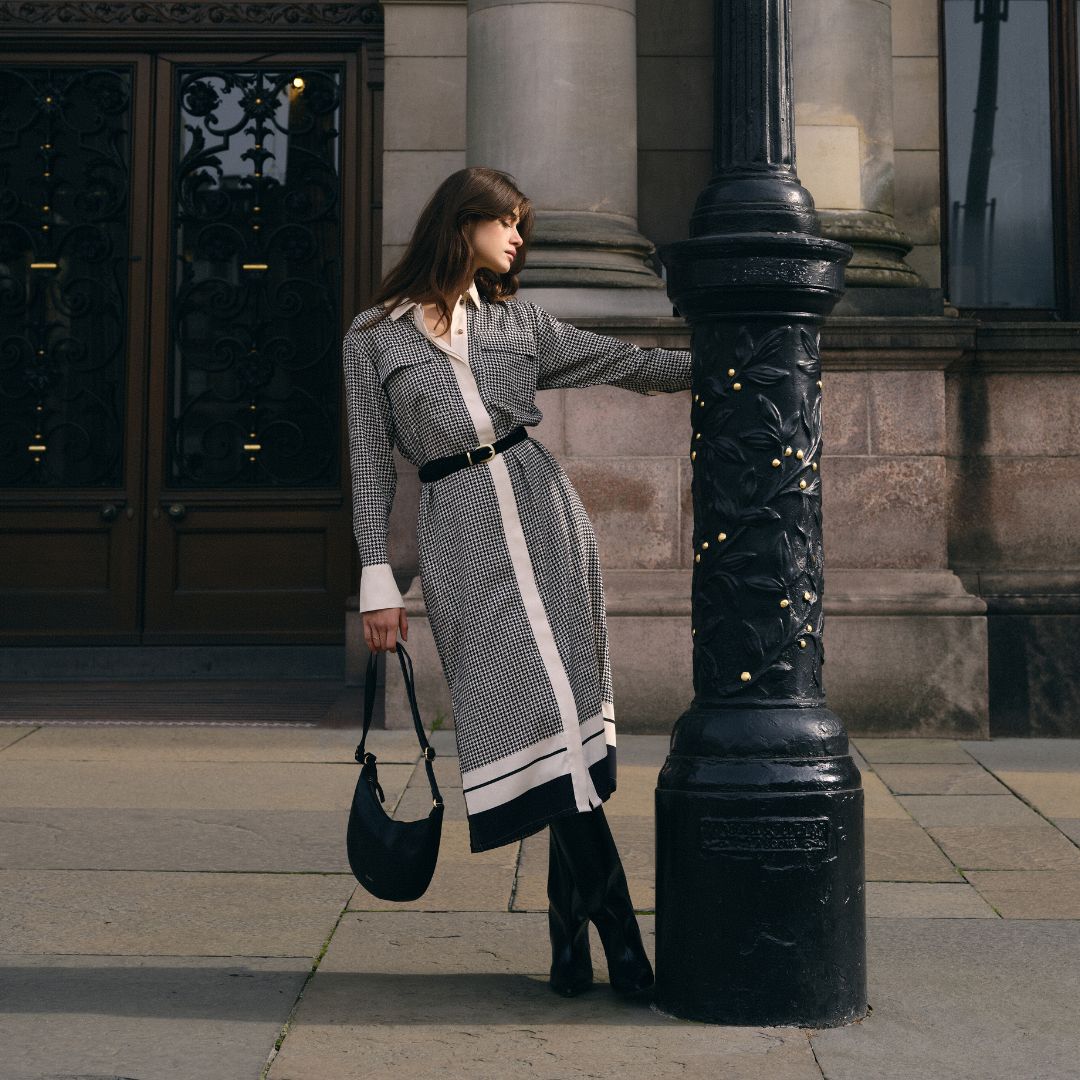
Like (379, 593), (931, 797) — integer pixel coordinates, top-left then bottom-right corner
(527, 301), (691, 395)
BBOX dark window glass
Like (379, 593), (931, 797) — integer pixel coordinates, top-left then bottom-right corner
(944, 0), (1055, 307)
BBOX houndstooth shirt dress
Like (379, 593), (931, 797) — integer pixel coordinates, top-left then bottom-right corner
(343, 280), (692, 852)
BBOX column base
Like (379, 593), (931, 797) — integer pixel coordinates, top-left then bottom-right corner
(517, 210), (671, 304)
(818, 209), (924, 289)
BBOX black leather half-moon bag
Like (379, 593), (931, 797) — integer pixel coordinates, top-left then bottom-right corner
(346, 643), (444, 902)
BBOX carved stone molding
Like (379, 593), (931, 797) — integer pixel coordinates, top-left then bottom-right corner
(0, 0), (382, 42)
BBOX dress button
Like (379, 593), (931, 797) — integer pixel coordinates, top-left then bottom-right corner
(456, 328), (463, 334)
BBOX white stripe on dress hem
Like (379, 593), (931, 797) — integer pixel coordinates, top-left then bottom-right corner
(461, 716), (610, 815)
(459, 711), (605, 788)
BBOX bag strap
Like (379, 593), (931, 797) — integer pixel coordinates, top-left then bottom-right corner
(355, 643), (444, 810)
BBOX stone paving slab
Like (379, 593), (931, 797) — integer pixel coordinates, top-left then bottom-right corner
(960, 737), (1080, 772)
(963, 870), (1080, 919)
(265, 912), (821, 1080)
(992, 770), (1080, 818)
(808, 919), (1080, 1080)
(427, 729), (460, 755)
(0, 807), (354, 872)
(403, 754), (464, 789)
(0, 760), (410, 811)
(0, 953), (311, 1080)
(603, 765), (659, 816)
(866, 882), (997, 919)
(897, 794), (1046, 828)
(864, 819), (962, 882)
(872, 763), (1010, 796)
(927, 824), (1080, 872)
(849, 745), (869, 773)
(268, 1015), (821, 1080)
(1056, 818), (1080, 844)
(0, 724), (35, 751)
(861, 772), (911, 820)
(0, 869), (355, 956)
(0, 723), (419, 763)
(394, 776), (469, 821)
(851, 738), (975, 764)
(611, 735), (670, 766)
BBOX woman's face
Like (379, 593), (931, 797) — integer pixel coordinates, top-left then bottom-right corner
(468, 207), (524, 276)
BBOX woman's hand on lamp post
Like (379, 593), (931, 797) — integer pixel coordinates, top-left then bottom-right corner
(363, 607), (408, 653)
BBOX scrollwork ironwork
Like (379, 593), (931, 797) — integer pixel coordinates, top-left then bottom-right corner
(169, 65), (343, 487)
(0, 65), (131, 487)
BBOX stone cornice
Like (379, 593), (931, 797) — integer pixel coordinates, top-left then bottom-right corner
(0, 0), (382, 42)
(963, 323), (1080, 373)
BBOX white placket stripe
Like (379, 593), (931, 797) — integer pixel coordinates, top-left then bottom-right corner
(412, 303), (601, 813)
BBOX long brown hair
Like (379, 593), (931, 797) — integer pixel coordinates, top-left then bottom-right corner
(356, 166), (534, 333)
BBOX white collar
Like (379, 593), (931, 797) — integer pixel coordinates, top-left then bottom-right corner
(386, 280), (481, 321)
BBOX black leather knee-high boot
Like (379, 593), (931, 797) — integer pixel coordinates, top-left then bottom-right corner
(548, 806), (654, 997)
(546, 827), (593, 996)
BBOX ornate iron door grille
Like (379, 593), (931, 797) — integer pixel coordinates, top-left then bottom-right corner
(169, 64), (344, 488)
(0, 64), (134, 488)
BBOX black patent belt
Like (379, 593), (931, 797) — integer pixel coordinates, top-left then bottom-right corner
(418, 425), (529, 483)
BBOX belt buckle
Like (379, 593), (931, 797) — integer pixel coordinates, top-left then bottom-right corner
(466, 442), (495, 466)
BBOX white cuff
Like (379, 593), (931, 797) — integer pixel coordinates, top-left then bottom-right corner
(358, 562), (405, 612)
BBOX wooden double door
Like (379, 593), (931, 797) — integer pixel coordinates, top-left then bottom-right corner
(0, 51), (376, 644)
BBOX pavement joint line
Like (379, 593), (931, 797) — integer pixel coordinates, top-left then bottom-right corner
(858, 764), (972, 879)
(804, 1027), (828, 1078)
(970, 769), (1080, 852)
(260, 891), (354, 1080)
(0, 725), (43, 752)
(507, 835), (526, 913)
(958, 873), (1005, 918)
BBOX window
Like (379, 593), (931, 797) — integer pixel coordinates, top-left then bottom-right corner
(942, 0), (1080, 316)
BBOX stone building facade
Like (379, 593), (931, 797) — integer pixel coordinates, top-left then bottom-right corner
(0, 0), (1074, 736)
(368, 0), (1080, 738)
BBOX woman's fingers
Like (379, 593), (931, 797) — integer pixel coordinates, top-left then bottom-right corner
(363, 608), (407, 653)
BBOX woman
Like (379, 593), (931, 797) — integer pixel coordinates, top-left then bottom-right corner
(343, 166), (692, 999)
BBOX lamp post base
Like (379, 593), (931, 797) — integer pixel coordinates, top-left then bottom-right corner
(654, 704), (867, 1026)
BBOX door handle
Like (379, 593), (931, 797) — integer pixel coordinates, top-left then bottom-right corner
(100, 502), (121, 522)
(167, 502), (187, 521)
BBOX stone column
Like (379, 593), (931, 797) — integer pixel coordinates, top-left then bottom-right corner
(466, 0), (671, 316)
(791, 0), (928, 303)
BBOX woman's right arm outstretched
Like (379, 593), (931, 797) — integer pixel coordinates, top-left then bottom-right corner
(342, 317), (408, 653)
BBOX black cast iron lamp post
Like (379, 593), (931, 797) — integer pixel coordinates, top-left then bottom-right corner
(655, 0), (868, 1026)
